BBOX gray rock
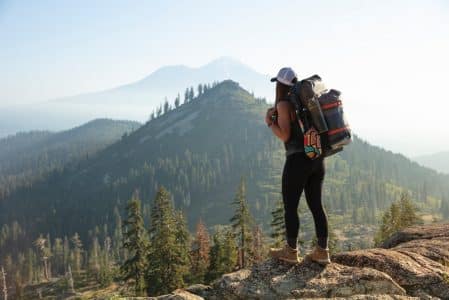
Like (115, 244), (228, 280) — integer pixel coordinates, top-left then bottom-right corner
(158, 222), (449, 299)
(209, 259), (405, 299)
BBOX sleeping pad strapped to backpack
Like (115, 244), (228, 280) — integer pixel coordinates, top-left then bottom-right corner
(289, 75), (352, 157)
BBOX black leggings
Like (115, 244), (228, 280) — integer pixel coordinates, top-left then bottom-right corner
(282, 152), (328, 248)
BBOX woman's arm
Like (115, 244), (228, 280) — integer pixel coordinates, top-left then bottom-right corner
(269, 101), (291, 142)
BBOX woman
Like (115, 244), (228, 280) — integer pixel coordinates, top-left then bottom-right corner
(265, 67), (331, 265)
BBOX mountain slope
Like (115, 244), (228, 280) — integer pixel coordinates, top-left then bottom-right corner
(1, 80), (448, 246)
(0, 118), (140, 197)
(413, 151), (449, 174)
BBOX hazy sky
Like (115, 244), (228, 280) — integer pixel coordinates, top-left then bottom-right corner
(1, 0), (449, 155)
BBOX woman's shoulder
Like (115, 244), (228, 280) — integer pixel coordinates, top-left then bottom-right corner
(276, 98), (293, 108)
(276, 100), (296, 122)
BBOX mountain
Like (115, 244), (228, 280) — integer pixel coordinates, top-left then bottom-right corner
(0, 118), (140, 197)
(413, 151), (449, 174)
(57, 56), (272, 107)
(0, 57), (271, 137)
(1, 80), (448, 249)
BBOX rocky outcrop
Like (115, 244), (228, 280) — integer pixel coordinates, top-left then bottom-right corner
(154, 222), (449, 300)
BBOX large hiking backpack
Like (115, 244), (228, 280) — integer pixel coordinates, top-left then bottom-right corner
(289, 75), (352, 157)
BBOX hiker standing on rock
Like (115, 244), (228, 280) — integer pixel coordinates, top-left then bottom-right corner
(265, 67), (331, 265)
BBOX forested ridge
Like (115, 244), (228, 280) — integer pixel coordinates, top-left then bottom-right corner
(1, 80), (449, 298)
(0, 118), (140, 198)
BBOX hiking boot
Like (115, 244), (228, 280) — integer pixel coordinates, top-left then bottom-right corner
(269, 243), (300, 264)
(304, 245), (331, 265)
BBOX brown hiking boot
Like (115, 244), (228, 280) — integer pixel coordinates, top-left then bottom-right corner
(304, 245), (331, 265)
(269, 243), (300, 264)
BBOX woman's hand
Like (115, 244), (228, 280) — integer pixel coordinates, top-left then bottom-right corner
(265, 107), (276, 126)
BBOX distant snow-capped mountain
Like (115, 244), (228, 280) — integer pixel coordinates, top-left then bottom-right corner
(0, 57), (272, 137)
(54, 56), (272, 106)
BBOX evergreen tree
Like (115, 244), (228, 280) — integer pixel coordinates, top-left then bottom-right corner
(206, 226), (238, 282)
(34, 236), (50, 281)
(184, 88), (189, 104)
(230, 176), (254, 269)
(189, 87), (194, 101)
(120, 192), (149, 296)
(146, 186), (190, 296)
(190, 218), (210, 283)
(374, 193), (423, 246)
(63, 236), (70, 273)
(197, 84), (203, 96)
(163, 97), (170, 114)
(173, 210), (191, 283)
(113, 207), (123, 263)
(1, 266), (7, 300)
(174, 93), (180, 108)
(88, 236), (101, 277)
(70, 233), (83, 273)
(53, 238), (64, 275)
(99, 236), (113, 287)
(14, 271), (23, 300)
(398, 192), (422, 227)
(270, 198), (285, 247)
(156, 104), (162, 117)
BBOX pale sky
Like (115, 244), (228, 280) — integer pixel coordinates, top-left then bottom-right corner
(1, 0), (449, 155)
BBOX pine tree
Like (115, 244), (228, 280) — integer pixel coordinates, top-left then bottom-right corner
(374, 193), (423, 246)
(163, 97), (170, 114)
(190, 218), (210, 283)
(66, 265), (75, 294)
(63, 236), (70, 273)
(184, 88), (189, 104)
(113, 207), (123, 262)
(270, 198), (285, 247)
(1, 266), (7, 300)
(398, 192), (422, 227)
(146, 186), (190, 296)
(53, 238), (64, 275)
(189, 87), (194, 101)
(34, 236), (50, 281)
(120, 192), (149, 296)
(197, 84), (203, 96)
(99, 236), (113, 287)
(88, 236), (101, 277)
(174, 93), (180, 108)
(230, 176), (254, 268)
(206, 226), (238, 282)
(173, 210), (191, 284)
(14, 272), (23, 300)
(70, 233), (83, 273)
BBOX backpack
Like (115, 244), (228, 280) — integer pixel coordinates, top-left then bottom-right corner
(289, 75), (352, 157)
